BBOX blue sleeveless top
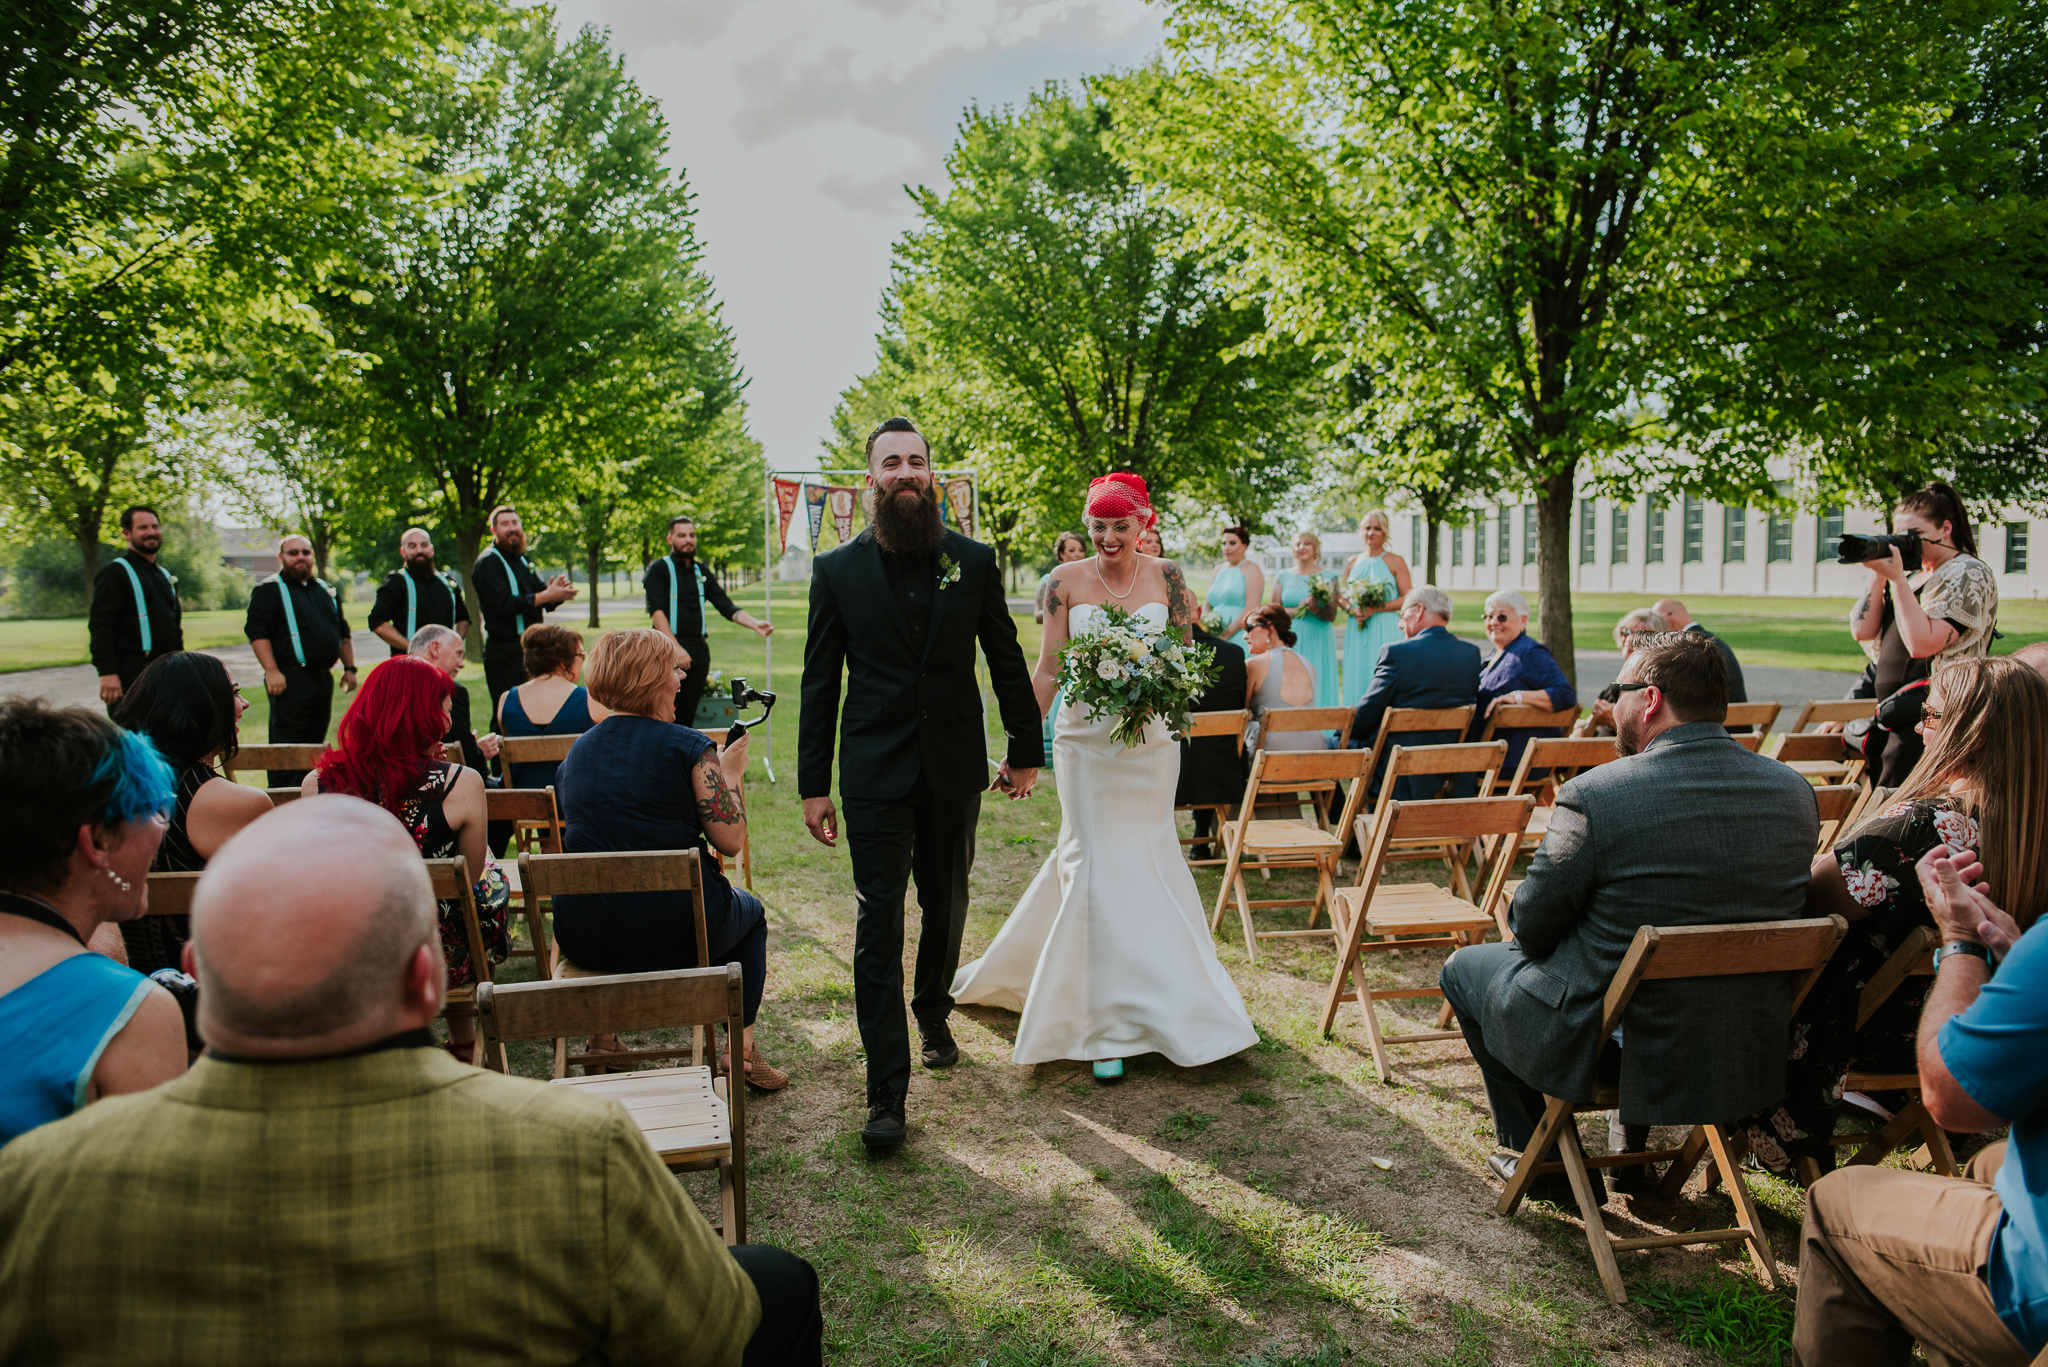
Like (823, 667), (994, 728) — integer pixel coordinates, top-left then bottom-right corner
(0, 952), (155, 1146)
(500, 684), (596, 790)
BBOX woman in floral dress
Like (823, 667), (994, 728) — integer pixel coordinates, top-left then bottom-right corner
(1737, 656), (2048, 1177)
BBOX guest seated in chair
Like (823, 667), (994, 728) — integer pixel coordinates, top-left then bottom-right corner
(0, 795), (824, 1366)
(1582, 609), (1666, 734)
(1471, 589), (1576, 774)
(110, 651), (271, 972)
(1440, 633), (1818, 1205)
(407, 624), (500, 779)
(495, 622), (606, 791)
(0, 699), (187, 1146)
(1349, 585), (1482, 798)
(1175, 620), (1248, 860)
(554, 628), (787, 1092)
(1793, 844), (2048, 1367)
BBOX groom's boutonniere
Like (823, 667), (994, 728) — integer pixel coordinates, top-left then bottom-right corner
(937, 553), (962, 590)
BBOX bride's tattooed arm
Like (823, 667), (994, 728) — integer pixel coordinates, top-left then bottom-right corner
(1162, 561), (1197, 640)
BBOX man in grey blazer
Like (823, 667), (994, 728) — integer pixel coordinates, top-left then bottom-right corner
(1440, 632), (1818, 1203)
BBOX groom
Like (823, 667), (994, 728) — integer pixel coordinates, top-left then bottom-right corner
(800, 417), (1044, 1149)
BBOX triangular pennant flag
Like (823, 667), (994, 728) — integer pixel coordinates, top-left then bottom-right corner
(772, 478), (802, 556)
(943, 474), (975, 539)
(826, 485), (859, 545)
(804, 481), (828, 550)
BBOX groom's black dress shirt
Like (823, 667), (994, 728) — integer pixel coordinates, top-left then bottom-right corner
(882, 549), (937, 645)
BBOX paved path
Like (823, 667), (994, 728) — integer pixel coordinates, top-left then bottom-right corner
(1539, 644), (1859, 710)
(0, 630), (391, 710)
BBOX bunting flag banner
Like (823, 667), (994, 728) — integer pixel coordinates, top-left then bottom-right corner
(940, 474), (975, 539)
(772, 478), (802, 555)
(826, 485), (860, 545)
(803, 481), (828, 550)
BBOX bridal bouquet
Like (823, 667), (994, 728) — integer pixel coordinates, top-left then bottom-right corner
(1304, 578), (1338, 622)
(1058, 604), (1220, 747)
(1346, 577), (1390, 623)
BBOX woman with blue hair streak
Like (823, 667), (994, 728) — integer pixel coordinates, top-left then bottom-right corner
(0, 699), (190, 1145)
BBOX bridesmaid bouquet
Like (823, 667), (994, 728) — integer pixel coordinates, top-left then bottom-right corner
(1304, 578), (1338, 622)
(1200, 607), (1225, 636)
(1058, 604), (1221, 747)
(1346, 577), (1390, 623)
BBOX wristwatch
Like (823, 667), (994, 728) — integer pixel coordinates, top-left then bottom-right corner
(1934, 940), (1994, 971)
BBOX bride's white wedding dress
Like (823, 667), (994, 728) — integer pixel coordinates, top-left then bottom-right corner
(951, 601), (1258, 1066)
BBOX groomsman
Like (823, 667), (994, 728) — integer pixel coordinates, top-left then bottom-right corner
(89, 505), (184, 708)
(367, 528), (469, 657)
(244, 535), (356, 786)
(644, 515), (773, 726)
(472, 505), (576, 709)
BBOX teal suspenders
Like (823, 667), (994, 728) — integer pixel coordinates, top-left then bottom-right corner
(666, 555), (708, 637)
(267, 576), (337, 667)
(488, 547), (527, 634)
(115, 559), (152, 653)
(402, 570), (456, 640)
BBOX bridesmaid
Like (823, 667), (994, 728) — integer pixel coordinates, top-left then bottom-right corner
(1339, 509), (1411, 709)
(1269, 531), (1339, 709)
(1037, 530), (1087, 752)
(1206, 525), (1264, 646)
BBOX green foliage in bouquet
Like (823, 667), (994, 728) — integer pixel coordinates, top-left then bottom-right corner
(1304, 577), (1337, 622)
(1345, 577), (1390, 622)
(1057, 603), (1221, 747)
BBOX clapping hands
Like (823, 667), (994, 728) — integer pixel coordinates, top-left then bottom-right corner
(1916, 845), (2021, 963)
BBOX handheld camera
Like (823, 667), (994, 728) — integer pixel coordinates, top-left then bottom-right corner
(726, 677), (777, 736)
(1836, 530), (1922, 573)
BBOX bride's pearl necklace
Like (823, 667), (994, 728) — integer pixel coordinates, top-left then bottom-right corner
(1096, 554), (1138, 599)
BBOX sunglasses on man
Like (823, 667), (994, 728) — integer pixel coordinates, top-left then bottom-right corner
(1597, 680), (1654, 705)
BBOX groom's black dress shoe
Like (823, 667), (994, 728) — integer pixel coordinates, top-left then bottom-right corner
(1487, 1151), (1605, 1209)
(920, 1022), (959, 1069)
(861, 1091), (907, 1149)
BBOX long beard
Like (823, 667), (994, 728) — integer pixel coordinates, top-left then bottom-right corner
(1616, 712), (1645, 757)
(871, 480), (946, 557)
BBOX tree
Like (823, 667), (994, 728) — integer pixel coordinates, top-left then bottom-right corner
(1, 368), (165, 591)
(1120, 0), (2048, 682)
(1337, 370), (1508, 587)
(886, 82), (1327, 553)
(260, 13), (743, 620)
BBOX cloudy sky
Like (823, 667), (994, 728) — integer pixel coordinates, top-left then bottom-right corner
(547, 0), (1166, 473)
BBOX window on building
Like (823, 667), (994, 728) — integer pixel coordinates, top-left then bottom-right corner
(2008, 522), (2030, 574)
(1723, 505), (1747, 563)
(1647, 502), (1666, 563)
(1767, 483), (1794, 563)
(1611, 504), (1630, 563)
(1683, 497), (1704, 563)
(1817, 507), (1845, 561)
(1578, 499), (1596, 564)
(1450, 519), (1463, 567)
(1497, 505), (1512, 564)
(1472, 511), (1486, 565)
(1523, 504), (1537, 563)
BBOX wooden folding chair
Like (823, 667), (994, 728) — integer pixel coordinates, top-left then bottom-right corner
(518, 849), (713, 1074)
(1476, 704), (1581, 790)
(1349, 742), (1508, 898)
(496, 733), (577, 777)
(486, 786), (563, 977)
(220, 743), (326, 786)
(1322, 796), (1535, 1079)
(1789, 699), (1876, 734)
(1773, 731), (1864, 787)
(144, 871), (202, 918)
(477, 964), (748, 1245)
(1732, 732), (1765, 752)
(1830, 926), (1956, 1177)
(424, 855), (502, 1068)
(1490, 736), (1620, 859)
(1176, 709), (1250, 867)
(1723, 702), (1782, 737)
(1365, 705), (1478, 767)
(1499, 915), (1848, 1304)
(1812, 785), (1862, 853)
(697, 728), (753, 890)
(1209, 749), (1372, 962)
(266, 787), (302, 805)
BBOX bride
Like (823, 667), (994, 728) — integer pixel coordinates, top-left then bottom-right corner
(952, 473), (1258, 1080)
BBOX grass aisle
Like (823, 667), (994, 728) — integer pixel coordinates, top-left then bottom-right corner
(456, 589), (1798, 1366)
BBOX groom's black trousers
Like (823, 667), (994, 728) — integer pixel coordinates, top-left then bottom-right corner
(842, 771), (981, 1105)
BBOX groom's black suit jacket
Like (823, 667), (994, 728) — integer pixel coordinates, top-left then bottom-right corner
(800, 528), (1043, 802)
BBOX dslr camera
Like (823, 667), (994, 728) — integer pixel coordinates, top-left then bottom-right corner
(726, 677), (777, 736)
(1836, 530), (1922, 573)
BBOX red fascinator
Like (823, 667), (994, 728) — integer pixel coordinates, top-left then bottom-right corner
(1084, 472), (1157, 529)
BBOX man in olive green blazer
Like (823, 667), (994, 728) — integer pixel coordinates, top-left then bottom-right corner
(0, 797), (821, 1367)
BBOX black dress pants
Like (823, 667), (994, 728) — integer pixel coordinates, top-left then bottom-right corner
(842, 772), (980, 1105)
(731, 1244), (824, 1367)
(675, 634), (711, 727)
(483, 641), (524, 713)
(267, 664), (333, 787)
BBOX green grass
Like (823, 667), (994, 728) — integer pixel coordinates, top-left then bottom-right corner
(0, 608), (256, 672)
(1631, 1275), (1794, 1364)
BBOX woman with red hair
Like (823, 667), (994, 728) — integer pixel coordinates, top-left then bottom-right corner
(304, 656), (501, 1059)
(953, 472), (1257, 1082)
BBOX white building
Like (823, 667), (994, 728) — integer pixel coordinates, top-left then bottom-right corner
(1413, 495), (2041, 599)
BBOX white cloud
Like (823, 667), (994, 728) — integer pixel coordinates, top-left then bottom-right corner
(550, 0), (1162, 471)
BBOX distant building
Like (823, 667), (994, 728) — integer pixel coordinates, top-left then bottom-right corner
(216, 527), (281, 582)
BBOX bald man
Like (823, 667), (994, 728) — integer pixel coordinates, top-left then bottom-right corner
(2014, 641), (2048, 683)
(368, 527), (470, 657)
(244, 535), (356, 785)
(0, 796), (822, 1366)
(1652, 598), (1747, 704)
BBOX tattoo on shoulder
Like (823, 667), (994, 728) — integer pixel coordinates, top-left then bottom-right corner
(697, 758), (745, 826)
(1162, 562), (1196, 626)
(1045, 580), (1064, 615)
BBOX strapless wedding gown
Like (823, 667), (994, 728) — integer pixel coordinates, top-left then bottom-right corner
(952, 602), (1258, 1067)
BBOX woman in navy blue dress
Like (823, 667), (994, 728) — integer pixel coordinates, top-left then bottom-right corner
(1471, 589), (1577, 774)
(554, 628), (786, 1090)
(494, 624), (607, 790)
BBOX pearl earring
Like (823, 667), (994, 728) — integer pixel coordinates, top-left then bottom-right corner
(104, 868), (131, 894)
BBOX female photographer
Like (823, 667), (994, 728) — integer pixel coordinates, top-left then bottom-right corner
(1847, 481), (1998, 784)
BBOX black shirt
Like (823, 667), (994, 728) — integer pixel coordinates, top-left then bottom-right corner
(243, 576), (349, 671)
(88, 550), (183, 673)
(642, 553), (739, 640)
(472, 544), (547, 652)
(882, 549), (937, 648)
(367, 565), (470, 656)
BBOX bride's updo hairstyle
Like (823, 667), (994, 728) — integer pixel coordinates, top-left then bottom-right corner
(1084, 472), (1157, 528)
(1245, 604), (1297, 648)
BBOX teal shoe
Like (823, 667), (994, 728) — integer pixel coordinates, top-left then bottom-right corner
(1091, 1058), (1124, 1082)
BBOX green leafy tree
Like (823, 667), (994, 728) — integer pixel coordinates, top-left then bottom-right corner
(1119, 0), (2048, 681)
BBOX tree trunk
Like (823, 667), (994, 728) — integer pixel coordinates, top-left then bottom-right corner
(454, 524), (485, 636)
(1535, 469), (1578, 686)
(585, 538), (603, 628)
(1424, 517), (1440, 587)
(75, 522), (102, 610)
